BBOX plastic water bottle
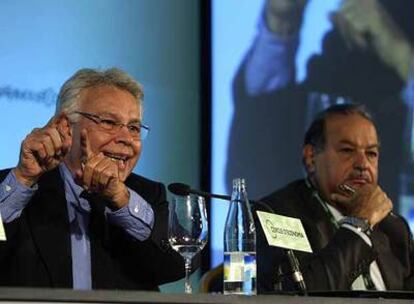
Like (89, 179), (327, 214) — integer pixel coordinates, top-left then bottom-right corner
(223, 178), (256, 295)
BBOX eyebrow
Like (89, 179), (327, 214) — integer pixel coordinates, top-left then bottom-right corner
(97, 111), (141, 124)
(337, 140), (380, 149)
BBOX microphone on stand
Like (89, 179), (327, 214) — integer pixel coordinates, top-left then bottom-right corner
(168, 183), (231, 201)
(253, 200), (307, 294)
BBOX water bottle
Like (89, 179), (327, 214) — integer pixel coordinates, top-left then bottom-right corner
(223, 178), (256, 295)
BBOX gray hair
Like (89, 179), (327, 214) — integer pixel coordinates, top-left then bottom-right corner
(304, 103), (375, 152)
(55, 68), (144, 115)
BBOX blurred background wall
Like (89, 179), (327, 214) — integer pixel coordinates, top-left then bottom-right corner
(0, 0), (201, 292)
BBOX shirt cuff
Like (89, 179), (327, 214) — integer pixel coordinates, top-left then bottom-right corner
(0, 170), (37, 222)
(106, 188), (154, 241)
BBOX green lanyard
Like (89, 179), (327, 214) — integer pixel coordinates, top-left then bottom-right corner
(305, 178), (339, 229)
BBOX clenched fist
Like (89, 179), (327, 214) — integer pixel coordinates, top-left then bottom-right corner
(14, 114), (72, 187)
(74, 129), (130, 210)
(331, 183), (393, 227)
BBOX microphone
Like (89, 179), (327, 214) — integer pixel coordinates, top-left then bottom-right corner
(253, 200), (307, 294)
(167, 183), (231, 201)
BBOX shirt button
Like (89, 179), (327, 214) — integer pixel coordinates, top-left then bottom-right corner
(134, 206), (139, 213)
(5, 185), (11, 192)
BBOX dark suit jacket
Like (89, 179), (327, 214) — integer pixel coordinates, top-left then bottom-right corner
(0, 168), (184, 290)
(255, 179), (414, 292)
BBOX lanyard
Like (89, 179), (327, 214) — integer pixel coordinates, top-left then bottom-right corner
(305, 178), (339, 229)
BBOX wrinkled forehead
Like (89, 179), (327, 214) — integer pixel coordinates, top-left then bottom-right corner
(324, 113), (378, 145)
(78, 85), (142, 117)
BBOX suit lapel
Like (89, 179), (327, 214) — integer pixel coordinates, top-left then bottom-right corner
(370, 229), (394, 289)
(26, 168), (72, 288)
(297, 182), (337, 249)
(371, 219), (407, 290)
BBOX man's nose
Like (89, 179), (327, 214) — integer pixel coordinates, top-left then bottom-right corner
(115, 125), (134, 144)
(353, 151), (369, 170)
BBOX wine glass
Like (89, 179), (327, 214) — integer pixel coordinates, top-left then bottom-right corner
(168, 194), (208, 294)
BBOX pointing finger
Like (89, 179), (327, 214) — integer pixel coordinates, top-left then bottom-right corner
(80, 129), (93, 165)
(45, 114), (63, 128)
(56, 116), (72, 156)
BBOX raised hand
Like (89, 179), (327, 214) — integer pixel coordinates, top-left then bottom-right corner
(331, 0), (413, 81)
(265, 0), (308, 36)
(75, 129), (129, 209)
(331, 183), (393, 227)
(14, 114), (72, 187)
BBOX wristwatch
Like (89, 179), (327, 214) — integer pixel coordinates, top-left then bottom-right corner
(339, 217), (372, 234)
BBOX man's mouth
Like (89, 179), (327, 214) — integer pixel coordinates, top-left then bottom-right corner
(103, 152), (129, 168)
(346, 177), (370, 187)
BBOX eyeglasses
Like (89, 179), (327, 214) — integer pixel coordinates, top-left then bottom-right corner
(73, 111), (150, 140)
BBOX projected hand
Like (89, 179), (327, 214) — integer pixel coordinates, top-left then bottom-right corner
(332, 0), (414, 81)
(265, 0), (308, 37)
(14, 114), (72, 187)
(75, 129), (129, 209)
(331, 184), (393, 227)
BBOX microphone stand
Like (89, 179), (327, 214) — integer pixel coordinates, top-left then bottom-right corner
(286, 249), (307, 294)
(253, 200), (307, 294)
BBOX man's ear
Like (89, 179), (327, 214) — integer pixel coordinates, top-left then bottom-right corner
(303, 144), (316, 173)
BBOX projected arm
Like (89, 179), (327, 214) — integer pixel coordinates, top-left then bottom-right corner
(242, 0), (308, 96)
(332, 0), (414, 82)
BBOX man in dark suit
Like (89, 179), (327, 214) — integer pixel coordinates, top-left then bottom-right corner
(0, 68), (184, 290)
(256, 104), (414, 292)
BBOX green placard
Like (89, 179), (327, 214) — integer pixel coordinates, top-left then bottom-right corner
(256, 211), (312, 253)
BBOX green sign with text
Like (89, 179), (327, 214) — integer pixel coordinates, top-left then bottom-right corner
(256, 211), (312, 253)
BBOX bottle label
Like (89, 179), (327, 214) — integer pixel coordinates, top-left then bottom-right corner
(223, 252), (257, 295)
(224, 252), (256, 282)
